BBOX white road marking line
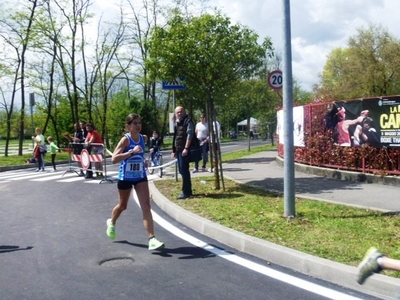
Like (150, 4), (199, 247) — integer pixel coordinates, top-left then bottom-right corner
(31, 173), (78, 181)
(57, 177), (85, 182)
(4, 173), (54, 180)
(132, 192), (362, 300)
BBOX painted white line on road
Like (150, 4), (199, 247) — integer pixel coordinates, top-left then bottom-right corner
(31, 172), (78, 181)
(57, 177), (86, 182)
(3, 172), (55, 180)
(133, 192), (362, 300)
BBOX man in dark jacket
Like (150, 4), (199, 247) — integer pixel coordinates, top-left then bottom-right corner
(171, 106), (194, 199)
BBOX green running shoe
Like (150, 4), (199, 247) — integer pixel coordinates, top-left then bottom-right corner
(357, 247), (383, 284)
(148, 236), (164, 251)
(106, 219), (115, 239)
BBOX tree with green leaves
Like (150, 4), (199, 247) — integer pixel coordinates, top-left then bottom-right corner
(0, 0), (43, 156)
(147, 11), (271, 189)
(317, 24), (400, 101)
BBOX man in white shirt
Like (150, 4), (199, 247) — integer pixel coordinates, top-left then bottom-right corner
(194, 113), (209, 173)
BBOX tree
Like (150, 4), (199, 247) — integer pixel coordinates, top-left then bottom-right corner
(318, 24), (400, 101)
(0, 0), (43, 156)
(147, 12), (270, 189)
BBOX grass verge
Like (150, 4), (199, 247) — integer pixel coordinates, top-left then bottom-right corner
(154, 145), (400, 279)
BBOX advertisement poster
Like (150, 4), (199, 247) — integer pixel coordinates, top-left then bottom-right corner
(276, 106), (305, 147)
(329, 96), (400, 148)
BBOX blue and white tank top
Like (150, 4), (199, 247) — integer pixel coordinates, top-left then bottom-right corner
(118, 133), (146, 181)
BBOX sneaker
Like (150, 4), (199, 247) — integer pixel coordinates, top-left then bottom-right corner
(177, 193), (192, 200)
(192, 169), (198, 173)
(357, 247), (383, 284)
(35, 169), (40, 172)
(40, 169), (45, 172)
(106, 219), (116, 239)
(202, 167), (207, 172)
(148, 236), (164, 251)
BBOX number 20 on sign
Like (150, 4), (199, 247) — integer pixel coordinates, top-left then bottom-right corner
(267, 70), (283, 90)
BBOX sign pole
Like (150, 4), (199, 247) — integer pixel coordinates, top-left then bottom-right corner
(173, 89), (178, 181)
(29, 93), (35, 149)
(162, 78), (186, 182)
(282, 0), (295, 218)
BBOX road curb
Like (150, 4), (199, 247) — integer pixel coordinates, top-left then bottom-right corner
(276, 156), (400, 187)
(149, 180), (400, 300)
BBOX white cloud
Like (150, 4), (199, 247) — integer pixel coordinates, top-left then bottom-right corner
(210, 0), (399, 91)
(2, 0), (396, 109)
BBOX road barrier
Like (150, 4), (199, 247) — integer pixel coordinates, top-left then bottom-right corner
(63, 142), (113, 184)
(64, 143), (176, 181)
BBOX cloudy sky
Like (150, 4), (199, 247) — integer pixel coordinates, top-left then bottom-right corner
(212, 0), (399, 91)
(93, 0), (399, 92)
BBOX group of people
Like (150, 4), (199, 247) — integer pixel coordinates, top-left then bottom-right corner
(63, 121), (104, 179)
(28, 107), (218, 252)
(31, 127), (59, 172)
(31, 121), (105, 178)
(29, 110), (400, 279)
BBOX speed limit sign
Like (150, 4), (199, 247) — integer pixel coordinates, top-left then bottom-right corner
(267, 70), (283, 90)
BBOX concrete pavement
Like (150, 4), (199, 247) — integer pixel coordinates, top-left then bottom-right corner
(149, 150), (400, 300)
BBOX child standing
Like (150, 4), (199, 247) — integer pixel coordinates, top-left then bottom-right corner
(47, 136), (59, 172)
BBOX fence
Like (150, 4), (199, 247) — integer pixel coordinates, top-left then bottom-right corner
(278, 97), (400, 176)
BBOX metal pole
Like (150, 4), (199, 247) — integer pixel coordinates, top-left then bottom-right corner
(173, 90), (178, 181)
(282, 0), (295, 217)
(29, 93), (35, 149)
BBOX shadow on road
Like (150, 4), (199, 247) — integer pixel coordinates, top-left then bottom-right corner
(0, 245), (33, 253)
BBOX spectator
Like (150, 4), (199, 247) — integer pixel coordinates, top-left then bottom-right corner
(32, 127), (46, 172)
(171, 106), (195, 199)
(63, 123), (85, 176)
(148, 130), (162, 163)
(47, 136), (60, 172)
(194, 113), (209, 173)
(79, 120), (93, 178)
(85, 123), (104, 179)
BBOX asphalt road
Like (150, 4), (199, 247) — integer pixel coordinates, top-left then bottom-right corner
(0, 140), (379, 300)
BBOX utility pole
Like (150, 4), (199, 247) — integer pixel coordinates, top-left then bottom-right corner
(29, 93), (35, 149)
(282, 0), (295, 217)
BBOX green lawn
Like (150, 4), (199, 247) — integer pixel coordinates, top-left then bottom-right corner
(154, 144), (400, 280)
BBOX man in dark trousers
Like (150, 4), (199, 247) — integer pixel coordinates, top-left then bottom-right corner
(80, 120), (93, 179)
(63, 122), (85, 176)
(171, 106), (195, 199)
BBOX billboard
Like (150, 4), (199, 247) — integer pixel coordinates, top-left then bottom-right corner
(327, 96), (400, 148)
(276, 106), (305, 147)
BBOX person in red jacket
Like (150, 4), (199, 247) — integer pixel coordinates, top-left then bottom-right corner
(85, 123), (104, 178)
